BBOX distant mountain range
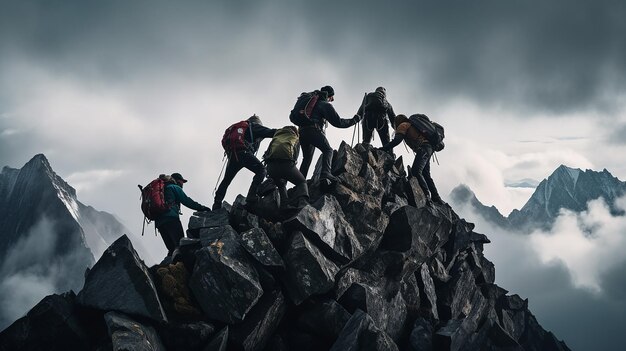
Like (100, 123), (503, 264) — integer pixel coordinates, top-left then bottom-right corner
(0, 154), (132, 328)
(450, 165), (626, 232)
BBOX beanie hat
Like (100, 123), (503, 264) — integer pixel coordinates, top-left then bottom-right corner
(248, 114), (262, 125)
(320, 85), (335, 98)
(375, 86), (386, 97)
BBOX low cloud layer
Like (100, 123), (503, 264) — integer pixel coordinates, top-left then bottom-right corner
(455, 195), (626, 350)
(0, 217), (91, 329)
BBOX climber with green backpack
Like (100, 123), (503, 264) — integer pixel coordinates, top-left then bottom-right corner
(263, 126), (309, 210)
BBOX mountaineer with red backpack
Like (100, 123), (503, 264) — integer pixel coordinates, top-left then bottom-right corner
(141, 173), (210, 257)
(213, 115), (277, 210)
(289, 85), (362, 184)
(356, 86), (396, 147)
(379, 114), (445, 205)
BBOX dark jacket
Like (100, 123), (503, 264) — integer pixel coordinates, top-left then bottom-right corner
(155, 183), (205, 227)
(356, 92), (396, 124)
(305, 100), (357, 130)
(244, 122), (277, 153)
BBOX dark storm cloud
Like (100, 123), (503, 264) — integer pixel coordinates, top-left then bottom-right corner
(3, 1), (625, 115)
(600, 259), (626, 302)
(608, 124), (626, 144)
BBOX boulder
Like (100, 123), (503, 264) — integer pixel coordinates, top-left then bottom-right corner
(433, 319), (470, 351)
(104, 311), (165, 351)
(187, 208), (230, 238)
(329, 309), (399, 351)
(229, 289), (287, 351)
(158, 321), (216, 351)
(284, 195), (361, 264)
(153, 262), (202, 319)
(203, 327), (228, 351)
(77, 235), (167, 323)
(240, 227), (284, 269)
(295, 298), (352, 342)
(409, 317), (434, 351)
(230, 195), (260, 232)
(332, 141), (364, 176)
(406, 177), (428, 208)
(189, 226), (263, 324)
(0, 291), (91, 351)
(283, 231), (340, 305)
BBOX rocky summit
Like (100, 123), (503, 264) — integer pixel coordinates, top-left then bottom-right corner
(0, 143), (570, 351)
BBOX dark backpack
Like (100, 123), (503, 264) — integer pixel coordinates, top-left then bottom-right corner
(408, 114), (445, 150)
(365, 91), (386, 112)
(289, 91), (322, 126)
(221, 121), (251, 154)
(139, 174), (175, 221)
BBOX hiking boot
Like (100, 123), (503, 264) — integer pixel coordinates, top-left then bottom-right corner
(320, 173), (338, 183)
(171, 248), (182, 264)
(212, 202), (222, 211)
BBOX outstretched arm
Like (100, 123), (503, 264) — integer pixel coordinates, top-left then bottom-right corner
(380, 133), (404, 152)
(323, 103), (360, 129)
(173, 186), (208, 211)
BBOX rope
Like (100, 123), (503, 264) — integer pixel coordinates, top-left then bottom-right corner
(213, 153), (228, 196)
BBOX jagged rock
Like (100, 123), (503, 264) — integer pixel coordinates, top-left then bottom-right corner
(104, 311), (165, 351)
(400, 273), (421, 320)
(230, 195), (260, 232)
(153, 262), (202, 319)
(187, 208), (230, 238)
(519, 313), (571, 351)
(358, 163), (386, 199)
(406, 177), (428, 208)
(295, 298), (352, 343)
(189, 226), (263, 324)
(433, 319), (470, 351)
(0, 291), (91, 351)
(283, 231), (340, 305)
(229, 289), (287, 351)
(158, 321), (216, 351)
(204, 327), (228, 351)
(409, 317), (434, 351)
(381, 206), (452, 265)
(337, 282), (408, 342)
(383, 194), (409, 216)
(417, 262), (439, 320)
(332, 141), (364, 176)
(77, 235), (167, 323)
(429, 257), (451, 284)
(329, 309), (399, 351)
(284, 195), (361, 264)
(240, 228), (285, 269)
(177, 237), (202, 273)
(256, 188), (282, 220)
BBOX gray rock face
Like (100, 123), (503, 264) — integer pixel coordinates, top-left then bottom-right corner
(104, 311), (165, 351)
(77, 235), (167, 323)
(189, 225), (263, 324)
(187, 208), (230, 238)
(229, 289), (287, 351)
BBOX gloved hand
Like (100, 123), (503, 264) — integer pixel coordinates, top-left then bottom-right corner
(352, 114), (362, 123)
(199, 206), (211, 212)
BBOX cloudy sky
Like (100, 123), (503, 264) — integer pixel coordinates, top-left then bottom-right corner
(1, 0), (625, 348)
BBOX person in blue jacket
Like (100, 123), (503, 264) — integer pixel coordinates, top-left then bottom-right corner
(155, 172), (210, 257)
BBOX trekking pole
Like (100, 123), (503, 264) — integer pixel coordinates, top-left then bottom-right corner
(213, 153), (228, 196)
(351, 124), (357, 147)
(433, 151), (440, 165)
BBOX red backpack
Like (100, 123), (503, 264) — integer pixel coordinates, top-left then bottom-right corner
(221, 121), (251, 154)
(139, 174), (174, 221)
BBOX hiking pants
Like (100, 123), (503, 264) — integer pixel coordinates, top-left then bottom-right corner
(411, 144), (441, 201)
(362, 115), (390, 146)
(157, 218), (184, 256)
(214, 152), (266, 206)
(299, 126), (334, 179)
(266, 160), (309, 204)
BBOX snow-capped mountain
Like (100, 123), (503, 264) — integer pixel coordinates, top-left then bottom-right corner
(0, 154), (132, 328)
(451, 165), (626, 232)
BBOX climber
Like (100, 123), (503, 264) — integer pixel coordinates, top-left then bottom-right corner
(379, 114), (445, 205)
(356, 86), (396, 147)
(155, 173), (210, 257)
(289, 85), (362, 184)
(214, 115), (277, 210)
(263, 126), (309, 210)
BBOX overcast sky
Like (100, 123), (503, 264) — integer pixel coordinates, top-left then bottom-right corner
(1, 1), (625, 348)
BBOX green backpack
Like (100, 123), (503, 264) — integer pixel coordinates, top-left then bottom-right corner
(264, 126), (299, 161)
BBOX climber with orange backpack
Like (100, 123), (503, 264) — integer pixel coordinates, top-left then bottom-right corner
(139, 173), (210, 257)
(213, 115), (277, 210)
(379, 114), (445, 205)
